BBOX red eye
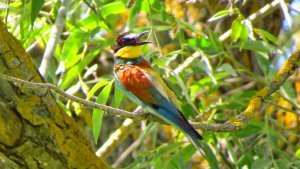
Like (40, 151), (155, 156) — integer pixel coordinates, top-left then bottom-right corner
(121, 39), (126, 44)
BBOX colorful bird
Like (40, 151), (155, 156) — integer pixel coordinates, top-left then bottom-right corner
(113, 31), (217, 167)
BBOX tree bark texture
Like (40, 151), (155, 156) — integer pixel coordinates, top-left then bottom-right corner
(0, 20), (108, 169)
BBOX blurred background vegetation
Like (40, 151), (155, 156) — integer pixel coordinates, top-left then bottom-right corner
(1, 0), (300, 168)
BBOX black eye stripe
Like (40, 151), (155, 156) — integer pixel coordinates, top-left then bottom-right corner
(119, 37), (135, 45)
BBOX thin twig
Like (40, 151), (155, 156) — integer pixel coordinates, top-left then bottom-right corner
(0, 51), (299, 132)
(175, 0), (282, 75)
(96, 107), (142, 158)
(219, 0), (281, 41)
(111, 139), (140, 168)
(0, 72), (164, 122)
(223, 81), (256, 97)
(174, 51), (201, 75)
(39, 0), (71, 78)
(82, 0), (98, 15)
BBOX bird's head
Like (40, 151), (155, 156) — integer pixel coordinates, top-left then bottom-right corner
(113, 31), (151, 59)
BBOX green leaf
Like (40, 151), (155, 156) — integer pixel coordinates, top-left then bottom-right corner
(178, 20), (203, 36)
(295, 149), (300, 159)
(161, 10), (168, 21)
(233, 120), (263, 138)
(214, 112), (228, 121)
(208, 29), (224, 52)
(254, 28), (278, 44)
(281, 81), (297, 101)
(152, 0), (162, 10)
(59, 45), (104, 90)
(77, 13), (100, 30)
(92, 80), (113, 143)
(86, 80), (109, 101)
(20, 3), (31, 41)
(31, 0), (45, 26)
(152, 142), (184, 159)
(112, 84), (124, 108)
(188, 38), (212, 48)
(208, 9), (231, 22)
(220, 63), (237, 77)
(128, 0), (142, 28)
(240, 23), (249, 50)
(255, 52), (270, 75)
(166, 67), (200, 115)
(61, 29), (89, 69)
(237, 153), (253, 168)
(276, 159), (293, 169)
(233, 40), (270, 53)
(101, 1), (125, 19)
(251, 159), (271, 169)
(231, 19), (242, 42)
(201, 142), (219, 169)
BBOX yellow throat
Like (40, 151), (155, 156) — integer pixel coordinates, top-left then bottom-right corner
(115, 46), (143, 59)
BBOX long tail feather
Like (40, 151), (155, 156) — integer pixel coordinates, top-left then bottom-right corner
(185, 133), (219, 169)
(152, 103), (219, 168)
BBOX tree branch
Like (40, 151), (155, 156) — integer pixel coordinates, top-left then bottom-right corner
(39, 0), (71, 78)
(0, 51), (299, 132)
(174, 0), (282, 75)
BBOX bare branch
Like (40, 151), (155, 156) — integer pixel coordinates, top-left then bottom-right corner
(174, 0), (282, 75)
(39, 0), (71, 78)
(0, 51), (299, 132)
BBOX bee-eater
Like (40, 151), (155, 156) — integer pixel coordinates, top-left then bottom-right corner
(113, 32), (217, 166)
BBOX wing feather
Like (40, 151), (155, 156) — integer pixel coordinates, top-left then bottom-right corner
(114, 62), (203, 140)
(141, 67), (181, 109)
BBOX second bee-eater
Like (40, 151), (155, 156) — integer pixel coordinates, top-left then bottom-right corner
(113, 31), (218, 168)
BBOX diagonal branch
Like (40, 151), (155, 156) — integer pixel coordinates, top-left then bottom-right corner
(193, 51), (300, 131)
(0, 51), (299, 132)
(175, 0), (281, 75)
(39, 0), (71, 78)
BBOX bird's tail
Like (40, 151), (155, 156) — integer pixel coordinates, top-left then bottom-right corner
(181, 120), (219, 169)
(151, 103), (219, 168)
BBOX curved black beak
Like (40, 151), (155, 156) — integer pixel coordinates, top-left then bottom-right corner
(135, 31), (151, 45)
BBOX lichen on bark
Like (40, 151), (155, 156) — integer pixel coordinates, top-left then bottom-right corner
(0, 20), (108, 169)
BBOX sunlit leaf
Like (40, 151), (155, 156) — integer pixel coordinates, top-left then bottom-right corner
(101, 1), (126, 19)
(128, 0), (143, 28)
(112, 84), (124, 108)
(240, 23), (249, 50)
(92, 80), (113, 143)
(208, 9), (232, 22)
(254, 28), (279, 44)
(78, 13), (100, 30)
(60, 29), (88, 69)
(59, 46), (103, 90)
(31, 0), (44, 26)
(231, 19), (242, 42)
(296, 149), (300, 159)
(86, 80), (109, 101)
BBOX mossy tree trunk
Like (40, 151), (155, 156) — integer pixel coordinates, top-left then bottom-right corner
(0, 20), (107, 169)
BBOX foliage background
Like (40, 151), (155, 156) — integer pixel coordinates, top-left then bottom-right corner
(1, 0), (300, 168)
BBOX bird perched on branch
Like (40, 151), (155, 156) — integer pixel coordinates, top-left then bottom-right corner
(113, 31), (218, 168)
